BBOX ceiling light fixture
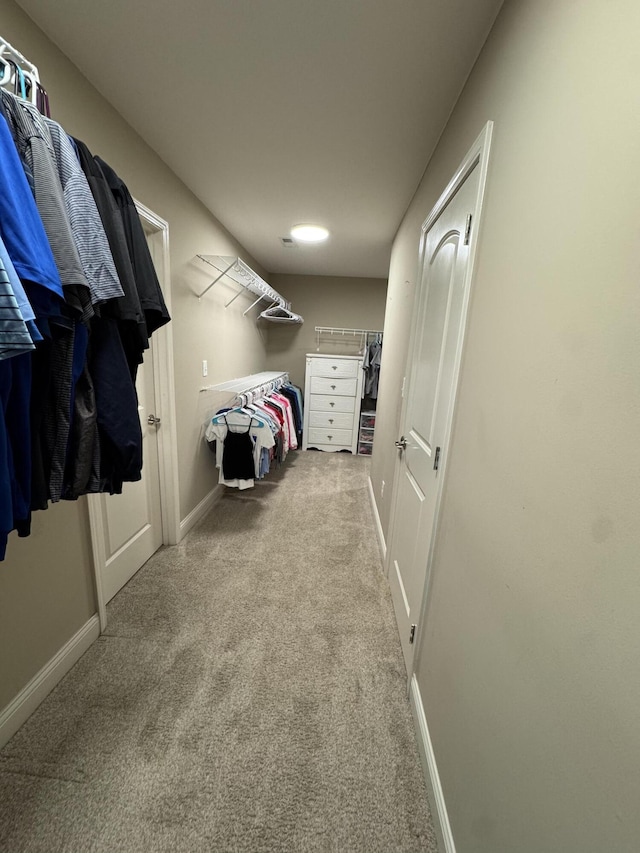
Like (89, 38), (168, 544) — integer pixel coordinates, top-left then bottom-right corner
(291, 224), (329, 243)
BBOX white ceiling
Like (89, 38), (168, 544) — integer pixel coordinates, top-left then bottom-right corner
(17, 0), (503, 279)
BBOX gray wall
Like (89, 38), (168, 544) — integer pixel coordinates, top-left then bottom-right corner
(265, 274), (387, 389)
(0, 0), (270, 710)
(371, 0), (640, 850)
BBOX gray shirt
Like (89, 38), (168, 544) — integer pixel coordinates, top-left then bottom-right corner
(1, 91), (93, 322)
(45, 118), (124, 306)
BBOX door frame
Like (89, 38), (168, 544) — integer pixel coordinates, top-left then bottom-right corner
(384, 121), (493, 673)
(88, 200), (179, 632)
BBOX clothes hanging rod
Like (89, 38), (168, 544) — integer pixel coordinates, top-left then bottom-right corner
(196, 255), (288, 309)
(200, 371), (289, 395)
(315, 326), (383, 337)
(0, 36), (40, 81)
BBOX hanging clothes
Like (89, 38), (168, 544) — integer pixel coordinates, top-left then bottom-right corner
(0, 89), (171, 559)
(363, 335), (382, 400)
(1, 92), (93, 322)
(94, 157), (170, 345)
(206, 411), (275, 491)
(0, 253), (35, 359)
(45, 119), (124, 307)
(72, 138), (148, 371)
(222, 416), (257, 480)
(204, 382), (303, 490)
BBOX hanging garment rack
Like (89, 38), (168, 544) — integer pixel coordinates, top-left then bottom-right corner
(314, 326), (383, 351)
(315, 326), (383, 338)
(0, 35), (41, 105)
(200, 371), (289, 401)
(196, 255), (288, 313)
(200, 371), (290, 427)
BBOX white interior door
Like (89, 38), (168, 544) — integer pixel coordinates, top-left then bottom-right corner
(91, 220), (166, 606)
(98, 346), (163, 603)
(387, 151), (485, 674)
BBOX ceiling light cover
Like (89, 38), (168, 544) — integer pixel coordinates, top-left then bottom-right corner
(291, 224), (329, 243)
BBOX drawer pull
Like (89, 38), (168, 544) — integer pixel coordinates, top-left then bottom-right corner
(327, 435), (333, 440)
(331, 384), (336, 390)
(328, 419), (334, 424)
(332, 365), (338, 370)
(330, 402), (335, 407)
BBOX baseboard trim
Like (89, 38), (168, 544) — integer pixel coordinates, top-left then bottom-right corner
(0, 614), (100, 750)
(409, 674), (456, 853)
(367, 475), (386, 562)
(178, 484), (222, 541)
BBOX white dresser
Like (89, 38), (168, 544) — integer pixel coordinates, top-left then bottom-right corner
(302, 354), (364, 454)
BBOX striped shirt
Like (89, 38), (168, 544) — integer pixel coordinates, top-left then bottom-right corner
(0, 110), (63, 299)
(1, 91), (93, 323)
(0, 235), (41, 344)
(45, 119), (124, 306)
(0, 257), (35, 360)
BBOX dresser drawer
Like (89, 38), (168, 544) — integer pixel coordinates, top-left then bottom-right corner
(309, 443), (353, 454)
(308, 427), (353, 446)
(308, 394), (355, 414)
(309, 411), (354, 430)
(309, 376), (357, 396)
(308, 358), (360, 379)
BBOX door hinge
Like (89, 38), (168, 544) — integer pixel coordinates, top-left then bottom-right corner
(464, 214), (472, 245)
(409, 624), (417, 644)
(433, 446), (441, 471)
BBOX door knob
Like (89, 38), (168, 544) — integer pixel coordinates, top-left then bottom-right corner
(147, 414), (161, 426)
(395, 436), (407, 450)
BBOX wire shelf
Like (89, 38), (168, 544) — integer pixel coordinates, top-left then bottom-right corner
(196, 255), (288, 310)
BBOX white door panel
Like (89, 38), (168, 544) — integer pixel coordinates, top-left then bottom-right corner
(97, 223), (165, 604)
(100, 343), (163, 603)
(387, 160), (482, 674)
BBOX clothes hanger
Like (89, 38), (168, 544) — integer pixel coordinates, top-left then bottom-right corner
(14, 64), (26, 99)
(21, 69), (39, 106)
(37, 84), (51, 117)
(210, 407), (265, 428)
(259, 304), (304, 324)
(1, 58), (20, 95)
(2, 60), (33, 105)
(0, 54), (11, 88)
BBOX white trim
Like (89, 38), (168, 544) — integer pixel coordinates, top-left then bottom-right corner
(0, 616), (100, 750)
(409, 674), (457, 853)
(179, 485), (223, 538)
(421, 122), (493, 234)
(367, 475), (386, 562)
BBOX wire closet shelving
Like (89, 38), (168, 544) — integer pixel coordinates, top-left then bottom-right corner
(196, 255), (288, 314)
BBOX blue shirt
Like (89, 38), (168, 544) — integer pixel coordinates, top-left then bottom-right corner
(0, 112), (63, 299)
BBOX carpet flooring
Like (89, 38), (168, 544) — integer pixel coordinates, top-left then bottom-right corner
(0, 451), (437, 852)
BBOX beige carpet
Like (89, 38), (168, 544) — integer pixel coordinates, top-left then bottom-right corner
(0, 451), (437, 852)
